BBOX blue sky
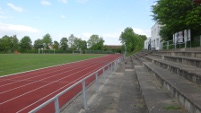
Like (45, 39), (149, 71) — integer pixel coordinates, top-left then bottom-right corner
(0, 0), (156, 45)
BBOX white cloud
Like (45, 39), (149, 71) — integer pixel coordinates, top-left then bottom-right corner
(41, 0), (51, 6)
(102, 33), (120, 39)
(7, 3), (23, 12)
(76, 0), (89, 3)
(58, 0), (68, 3)
(0, 22), (39, 38)
(79, 33), (91, 41)
(0, 16), (8, 19)
(133, 28), (151, 37)
(60, 15), (65, 19)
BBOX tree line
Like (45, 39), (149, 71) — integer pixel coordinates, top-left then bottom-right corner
(152, 0), (201, 41)
(0, 33), (122, 53)
(119, 27), (147, 54)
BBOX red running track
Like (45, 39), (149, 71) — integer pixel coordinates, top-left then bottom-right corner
(0, 54), (121, 113)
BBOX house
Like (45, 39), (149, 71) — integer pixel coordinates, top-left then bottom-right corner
(144, 22), (163, 50)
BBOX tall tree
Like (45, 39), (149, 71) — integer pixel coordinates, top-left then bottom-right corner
(119, 27), (136, 52)
(87, 35), (104, 50)
(68, 34), (76, 49)
(119, 27), (146, 54)
(20, 36), (32, 52)
(74, 38), (87, 51)
(34, 39), (43, 50)
(0, 35), (12, 52)
(0, 38), (2, 52)
(152, 0), (201, 40)
(0, 35), (19, 52)
(53, 41), (59, 50)
(60, 37), (68, 50)
(42, 33), (52, 49)
(79, 40), (87, 51)
(10, 35), (19, 52)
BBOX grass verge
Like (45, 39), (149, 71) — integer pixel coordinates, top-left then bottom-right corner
(0, 54), (104, 76)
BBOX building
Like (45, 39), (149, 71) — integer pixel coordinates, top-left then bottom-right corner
(144, 22), (163, 50)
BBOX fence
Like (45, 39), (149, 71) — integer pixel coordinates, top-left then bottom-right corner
(85, 50), (113, 54)
(162, 36), (201, 50)
(29, 56), (123, 113)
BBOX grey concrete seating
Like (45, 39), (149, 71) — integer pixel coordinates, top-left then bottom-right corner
(143, 62), (201, 113)
(132, 49), (201, 113)
(135, 65), (186, 113)
(163, 55), (201, 68)
(154, 51), (201, 58)
(145, 55), (201, 85)
(150, 54), (201, 68)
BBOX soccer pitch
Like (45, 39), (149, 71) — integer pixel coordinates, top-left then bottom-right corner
(0, 54), (104, 76)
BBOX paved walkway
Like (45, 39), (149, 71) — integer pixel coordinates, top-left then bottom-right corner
(61, 61), (147, 113)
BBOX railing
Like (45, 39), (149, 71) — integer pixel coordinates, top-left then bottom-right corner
(162, 35), (201, 50)
(162, 40), (174, 50)
(29, 56), (122, 113)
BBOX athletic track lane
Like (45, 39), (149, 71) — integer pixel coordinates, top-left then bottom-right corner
(0, 54), (121, 113)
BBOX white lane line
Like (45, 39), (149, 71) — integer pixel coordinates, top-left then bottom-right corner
(0, 58), (110, 105)
(16, 72), (90, 113)
(0, 59), (105, 94)
(0, 63), (86, 88)
(0, 56), (103, 78)
(0, 65), (94, 106)
(0, 60), (101, 88)
(0, 58), (100, 84)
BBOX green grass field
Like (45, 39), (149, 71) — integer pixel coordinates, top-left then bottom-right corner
(0, 54), (104, 76)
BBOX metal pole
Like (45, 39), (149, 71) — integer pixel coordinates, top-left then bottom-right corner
(200, 35), (201, 47)
(82, 80), (87, 109)
(114, 61), (117, 71)
(185, 40), (187, 48)
(103, 68), (106, 84)
(96, 73), (99, 92)
(167, 41), (169, 50)
(54, 98), (59, 113)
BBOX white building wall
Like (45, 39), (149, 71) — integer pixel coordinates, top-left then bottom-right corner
(144, 38), (150, 50)
(144, 22), (163, 50)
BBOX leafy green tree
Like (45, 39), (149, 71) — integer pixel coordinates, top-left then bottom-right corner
(119, 27), (146, 54)
(68, 34), (76, 49)
(0, 38), (2, 52)
(0, 35), (11, 52)
(119, 27), (136, 52)
(19, 36), (32, 52)
(152, 0), (201, 40)
(34, 39), (43, 50)
(79, 40), (87, 51)
(68, 34), (78, 50)
(10, 35), (19, 52)
(74, 38), (87, 51)
(42, 33), (52, 49)
(53, 41), (59, 50)
(60, 37), (68, 50)
(0, 35), (19, 52)
(87, 35), (104, 50)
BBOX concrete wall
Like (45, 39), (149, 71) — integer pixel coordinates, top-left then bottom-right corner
(144, 22), (163, 50)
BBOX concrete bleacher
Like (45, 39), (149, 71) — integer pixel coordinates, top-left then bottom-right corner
(133, 47), (201, 113)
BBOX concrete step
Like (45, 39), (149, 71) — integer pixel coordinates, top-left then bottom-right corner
(163, 55), (201, 68)
(134, 65), (186, 113)
(133, 51), (153, 58)
(161, 47), (201, 52)
(153, 51), (201, 58)
(145, 55), (201, 85)
(143, 62), (201, 113)
(150, 54), (201, 68)
(133, 58), (142, 66)
(117, 67), (147, 113)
